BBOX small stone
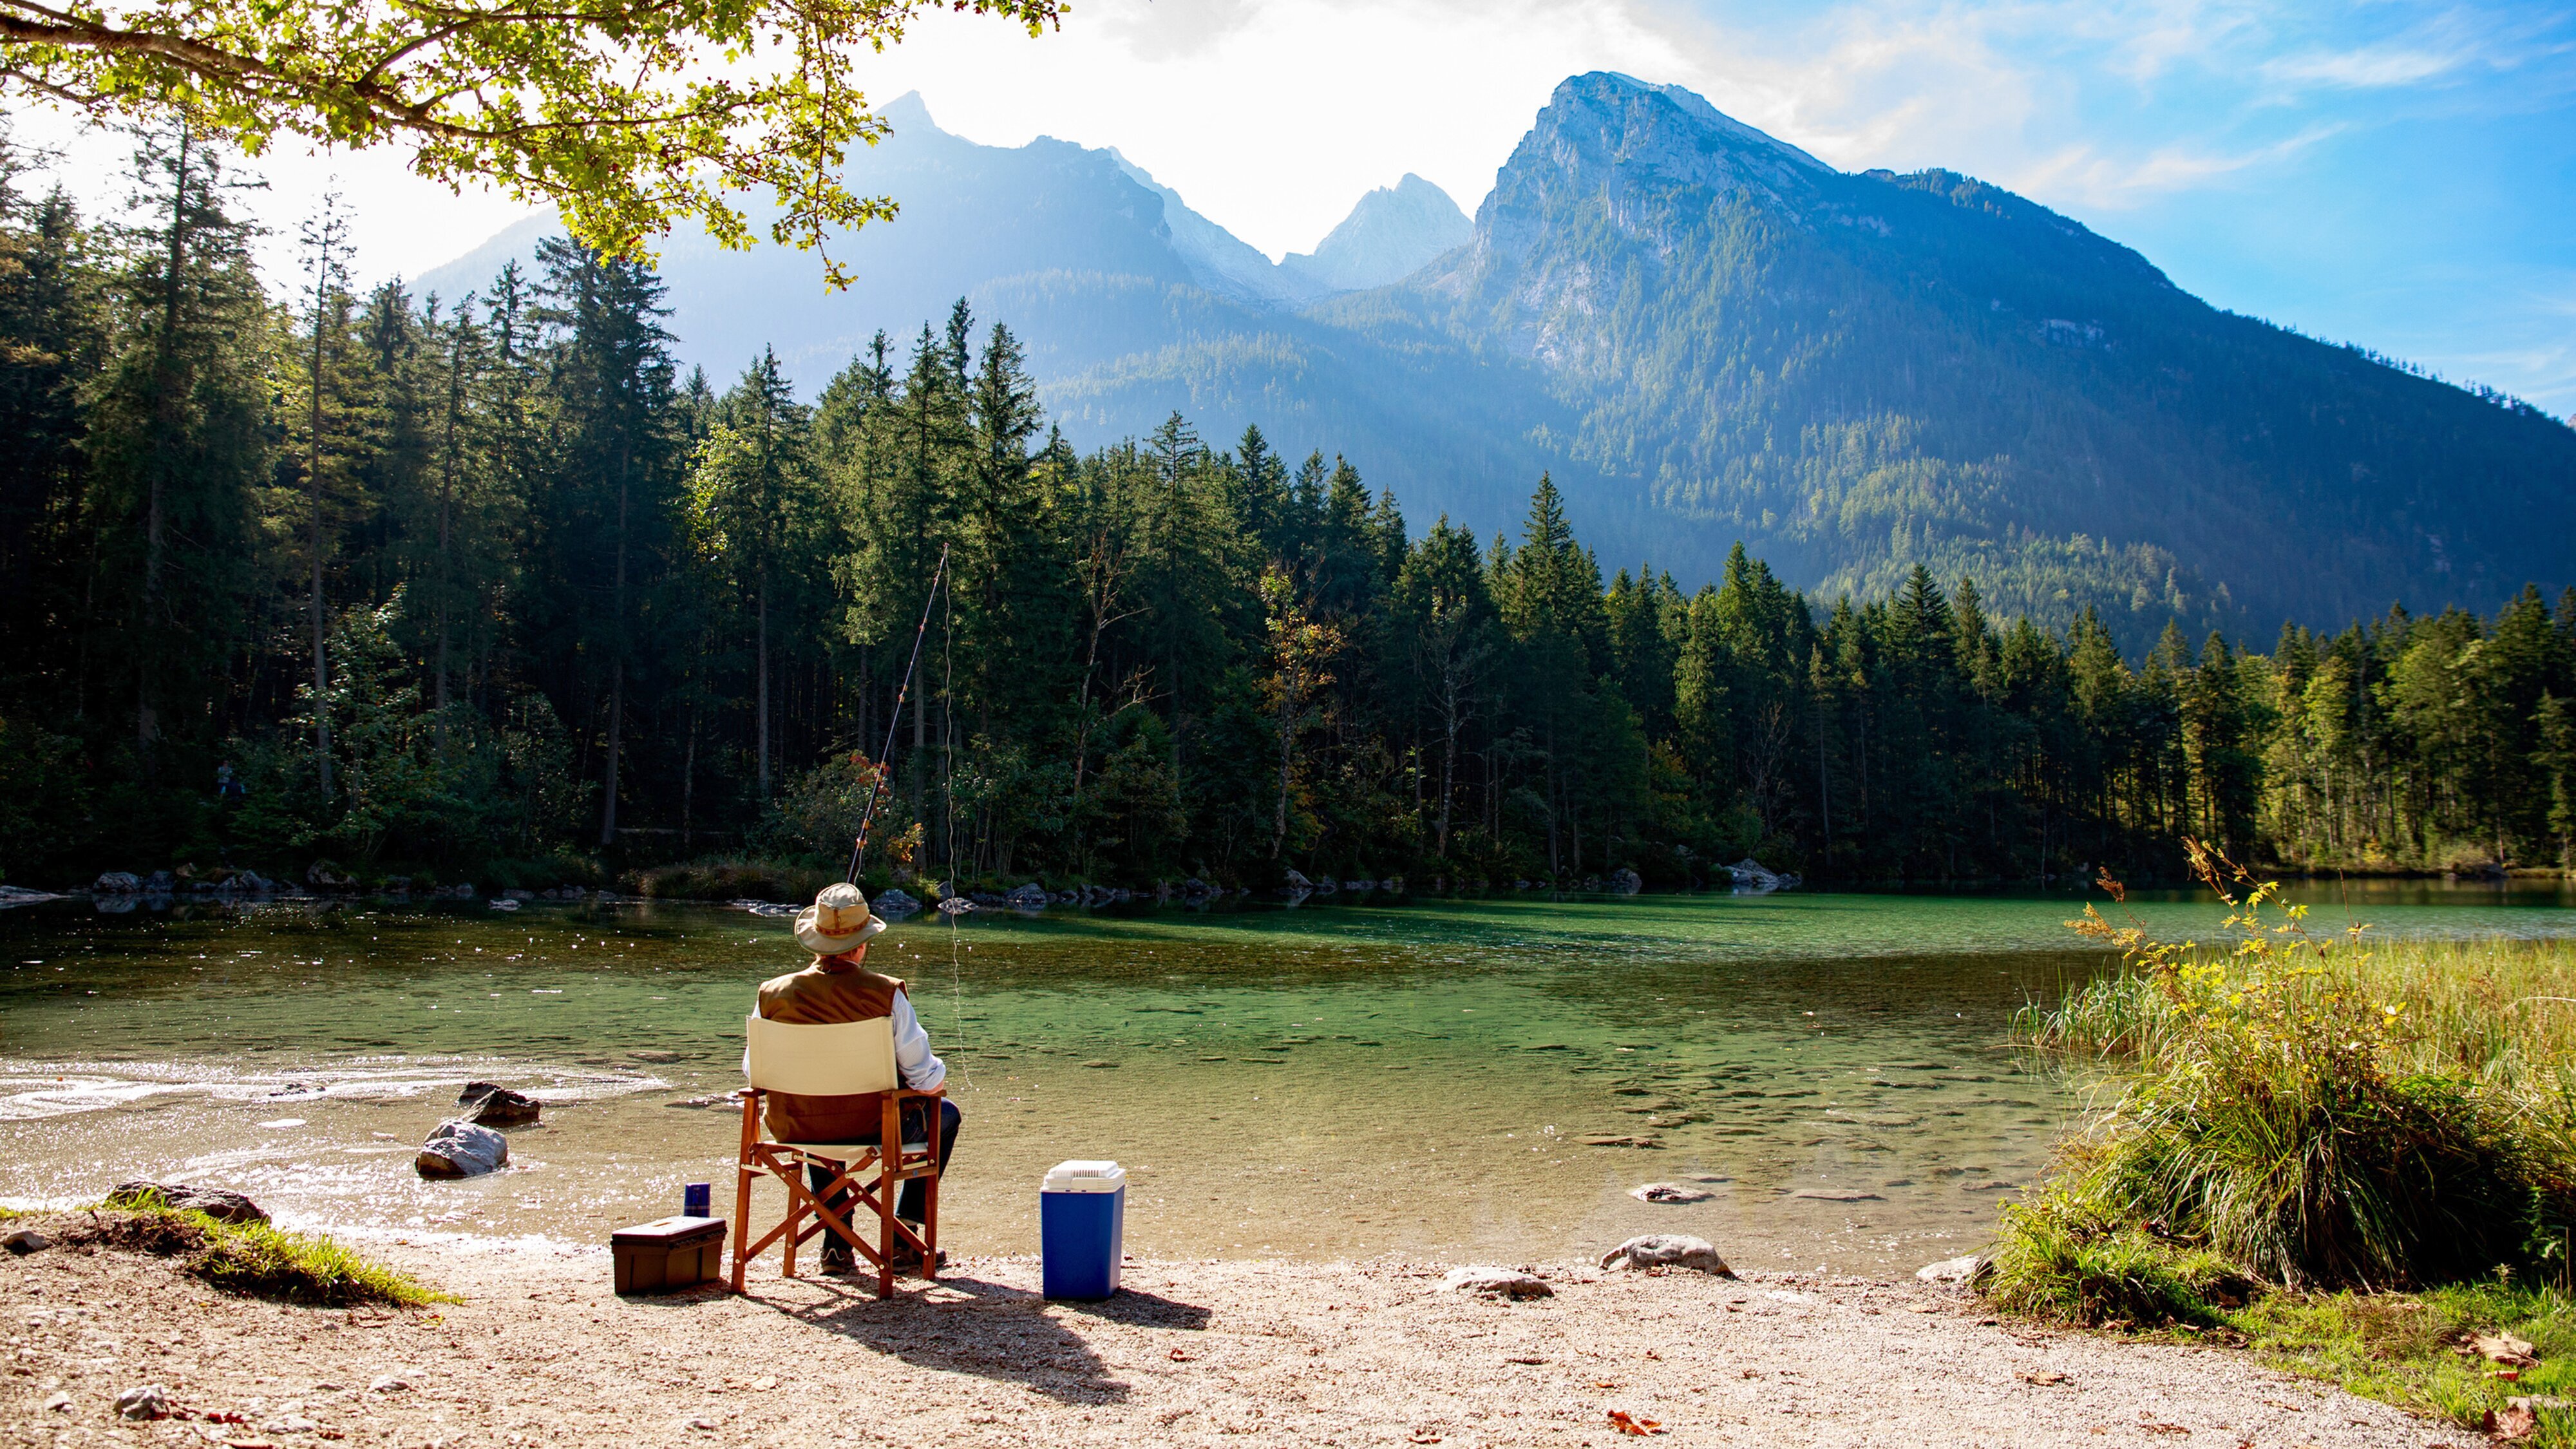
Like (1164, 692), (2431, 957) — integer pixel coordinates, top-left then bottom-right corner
(115, 1384), (170, 1421)
(1917, 1255), (1980, 1283)
(263, 1413), (321, 1434)
(366, 1374), (411, 1395)
(1788, 1188), (1881, 1201)
(1442, 1266), (1553, 1299)
(461, 1085), (540, 1128)
(4, 1227), (50, 1254)
(1599, 1234), (1733, 1275)
(1627, 1182), (1715, 1204)
(43, 1391), (71, 1412)
(688, 1416), (720, 1431)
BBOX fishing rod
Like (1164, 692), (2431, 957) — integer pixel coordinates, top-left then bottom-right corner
(845, 542), (951, 884)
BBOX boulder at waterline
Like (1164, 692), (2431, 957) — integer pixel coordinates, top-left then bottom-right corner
(1442, 1266), (1553, 1299)
(457, 1082), (541, 1127)
(104, 1180), (268, 1224)
(1600, 1234), (1733, 1275)
(1917, 1254), (1980, 1283)
(91, 871), (140, 893)
(416, 1119), (509, 1178)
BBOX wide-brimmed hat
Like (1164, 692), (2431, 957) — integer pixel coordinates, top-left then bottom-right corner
(794, 882), (887, 955)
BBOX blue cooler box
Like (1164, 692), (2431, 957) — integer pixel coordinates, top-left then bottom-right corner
(1041, 1160), (1126, 1300)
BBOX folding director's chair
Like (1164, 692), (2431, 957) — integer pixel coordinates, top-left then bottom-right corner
(730, 1014), (943, 1299)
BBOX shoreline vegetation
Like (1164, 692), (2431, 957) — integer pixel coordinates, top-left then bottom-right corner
(6, 146), (2576, 900)
(1989, 841), (2576, 1436)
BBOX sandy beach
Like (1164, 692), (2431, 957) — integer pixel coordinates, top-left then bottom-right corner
(3, 1223), (2450, 1449)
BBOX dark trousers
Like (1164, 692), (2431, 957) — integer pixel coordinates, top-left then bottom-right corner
(810, 1097), (961, 1258)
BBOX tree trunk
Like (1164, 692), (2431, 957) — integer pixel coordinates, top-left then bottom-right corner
(307, 227), (332, 802)
(599, 443), (630, 848)
(756, 576), (772, 797)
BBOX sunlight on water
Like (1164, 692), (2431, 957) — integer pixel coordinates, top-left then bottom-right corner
(4, 884), (2570, 1273)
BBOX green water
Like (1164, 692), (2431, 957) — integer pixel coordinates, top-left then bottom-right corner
(5, 884), (2571, 1274)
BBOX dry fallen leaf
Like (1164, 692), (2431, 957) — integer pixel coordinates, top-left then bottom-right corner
(2474, 1332), (2539, 1367)
(1605, 1409), (1666, 1437)
(2486, 1403), (2541, 1441)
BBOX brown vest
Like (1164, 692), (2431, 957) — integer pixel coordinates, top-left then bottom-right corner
(753, 957), (908, 1143)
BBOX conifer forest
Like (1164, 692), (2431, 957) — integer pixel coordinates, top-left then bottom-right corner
(5, 138), (2573, 893)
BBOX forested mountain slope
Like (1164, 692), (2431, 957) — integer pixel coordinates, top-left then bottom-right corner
(421, 76), (2576, 643)
(1399, 72), (2576, 634)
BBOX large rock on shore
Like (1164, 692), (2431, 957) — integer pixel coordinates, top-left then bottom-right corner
(415, 1119), (509, 1178)
(1599, 1233), (1734, 1275)
(104, 1181), (267, 1224)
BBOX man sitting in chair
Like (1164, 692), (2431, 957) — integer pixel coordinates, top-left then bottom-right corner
(755, 883), (960, 1273)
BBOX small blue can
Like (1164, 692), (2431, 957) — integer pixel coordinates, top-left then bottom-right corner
(683, 1182), (712, 1217)
(1040, 1160), (1126, 1300)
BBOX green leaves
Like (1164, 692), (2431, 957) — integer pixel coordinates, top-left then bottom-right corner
(1, 0), (1063, 280)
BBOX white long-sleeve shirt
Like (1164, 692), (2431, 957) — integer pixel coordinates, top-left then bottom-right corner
(887, 989), (947, 1093)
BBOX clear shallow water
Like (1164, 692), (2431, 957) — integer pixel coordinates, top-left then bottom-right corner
(4, 883), (2570, 1275)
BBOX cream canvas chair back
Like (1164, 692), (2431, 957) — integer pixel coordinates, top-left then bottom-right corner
(744, 1015), (898, 1097)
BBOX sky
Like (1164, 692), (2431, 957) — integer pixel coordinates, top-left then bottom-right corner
(15, 0), (2576, 413)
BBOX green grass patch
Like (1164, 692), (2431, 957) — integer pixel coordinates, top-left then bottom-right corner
(1980, 1202), (2253, 1329)
(66, 1204), (455, 1309)
(2232, 1281), (2576, 1442)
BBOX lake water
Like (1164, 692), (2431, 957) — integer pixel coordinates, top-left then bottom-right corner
(5, 882), (2571, 1276)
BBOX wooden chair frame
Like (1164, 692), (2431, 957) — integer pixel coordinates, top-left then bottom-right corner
(730, 1081), (944, 1300)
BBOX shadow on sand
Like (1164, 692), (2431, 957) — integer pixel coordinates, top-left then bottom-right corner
(712, 1273), (1212, 1405)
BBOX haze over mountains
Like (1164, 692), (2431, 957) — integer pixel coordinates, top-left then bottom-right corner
(422, 76), (2576, 642)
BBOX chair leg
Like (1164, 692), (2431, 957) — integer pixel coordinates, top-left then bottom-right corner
(730, 1096), (759, 1293)
(877, 1164), (897, 1300)
(921, 1166), (940, 1281)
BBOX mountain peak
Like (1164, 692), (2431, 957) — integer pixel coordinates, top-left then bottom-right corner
(879, 90), (940, 135)
(1569, 73), (1830, 175)
(1282, 175), (1471, 292)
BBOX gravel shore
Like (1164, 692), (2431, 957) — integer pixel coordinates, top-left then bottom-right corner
(3, 1225), (2450, 1448)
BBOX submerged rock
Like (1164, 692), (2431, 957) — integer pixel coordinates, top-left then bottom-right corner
(459, 1082), (542, 1127)
(1599, 1234), (1733, 1275)
(416, 1118), (510, 1178)
(105, 1180), (268, 1224)
(1443, 1265), (1553, 1299)
(1627, 1182), (1716, 1204)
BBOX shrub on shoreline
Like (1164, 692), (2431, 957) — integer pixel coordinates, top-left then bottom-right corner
(1994, 841), (2576, 1323)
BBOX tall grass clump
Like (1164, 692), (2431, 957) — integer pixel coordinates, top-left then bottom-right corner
(1991, 842), (2576, 1323)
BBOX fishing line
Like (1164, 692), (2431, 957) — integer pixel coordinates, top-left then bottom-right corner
(938, 567), (976, 1094)
(845, 542), (951, 884)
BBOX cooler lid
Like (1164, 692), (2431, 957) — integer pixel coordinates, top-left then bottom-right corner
(1042, 1159), (1126, 1193)
(611, 1215), (728, 1245)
